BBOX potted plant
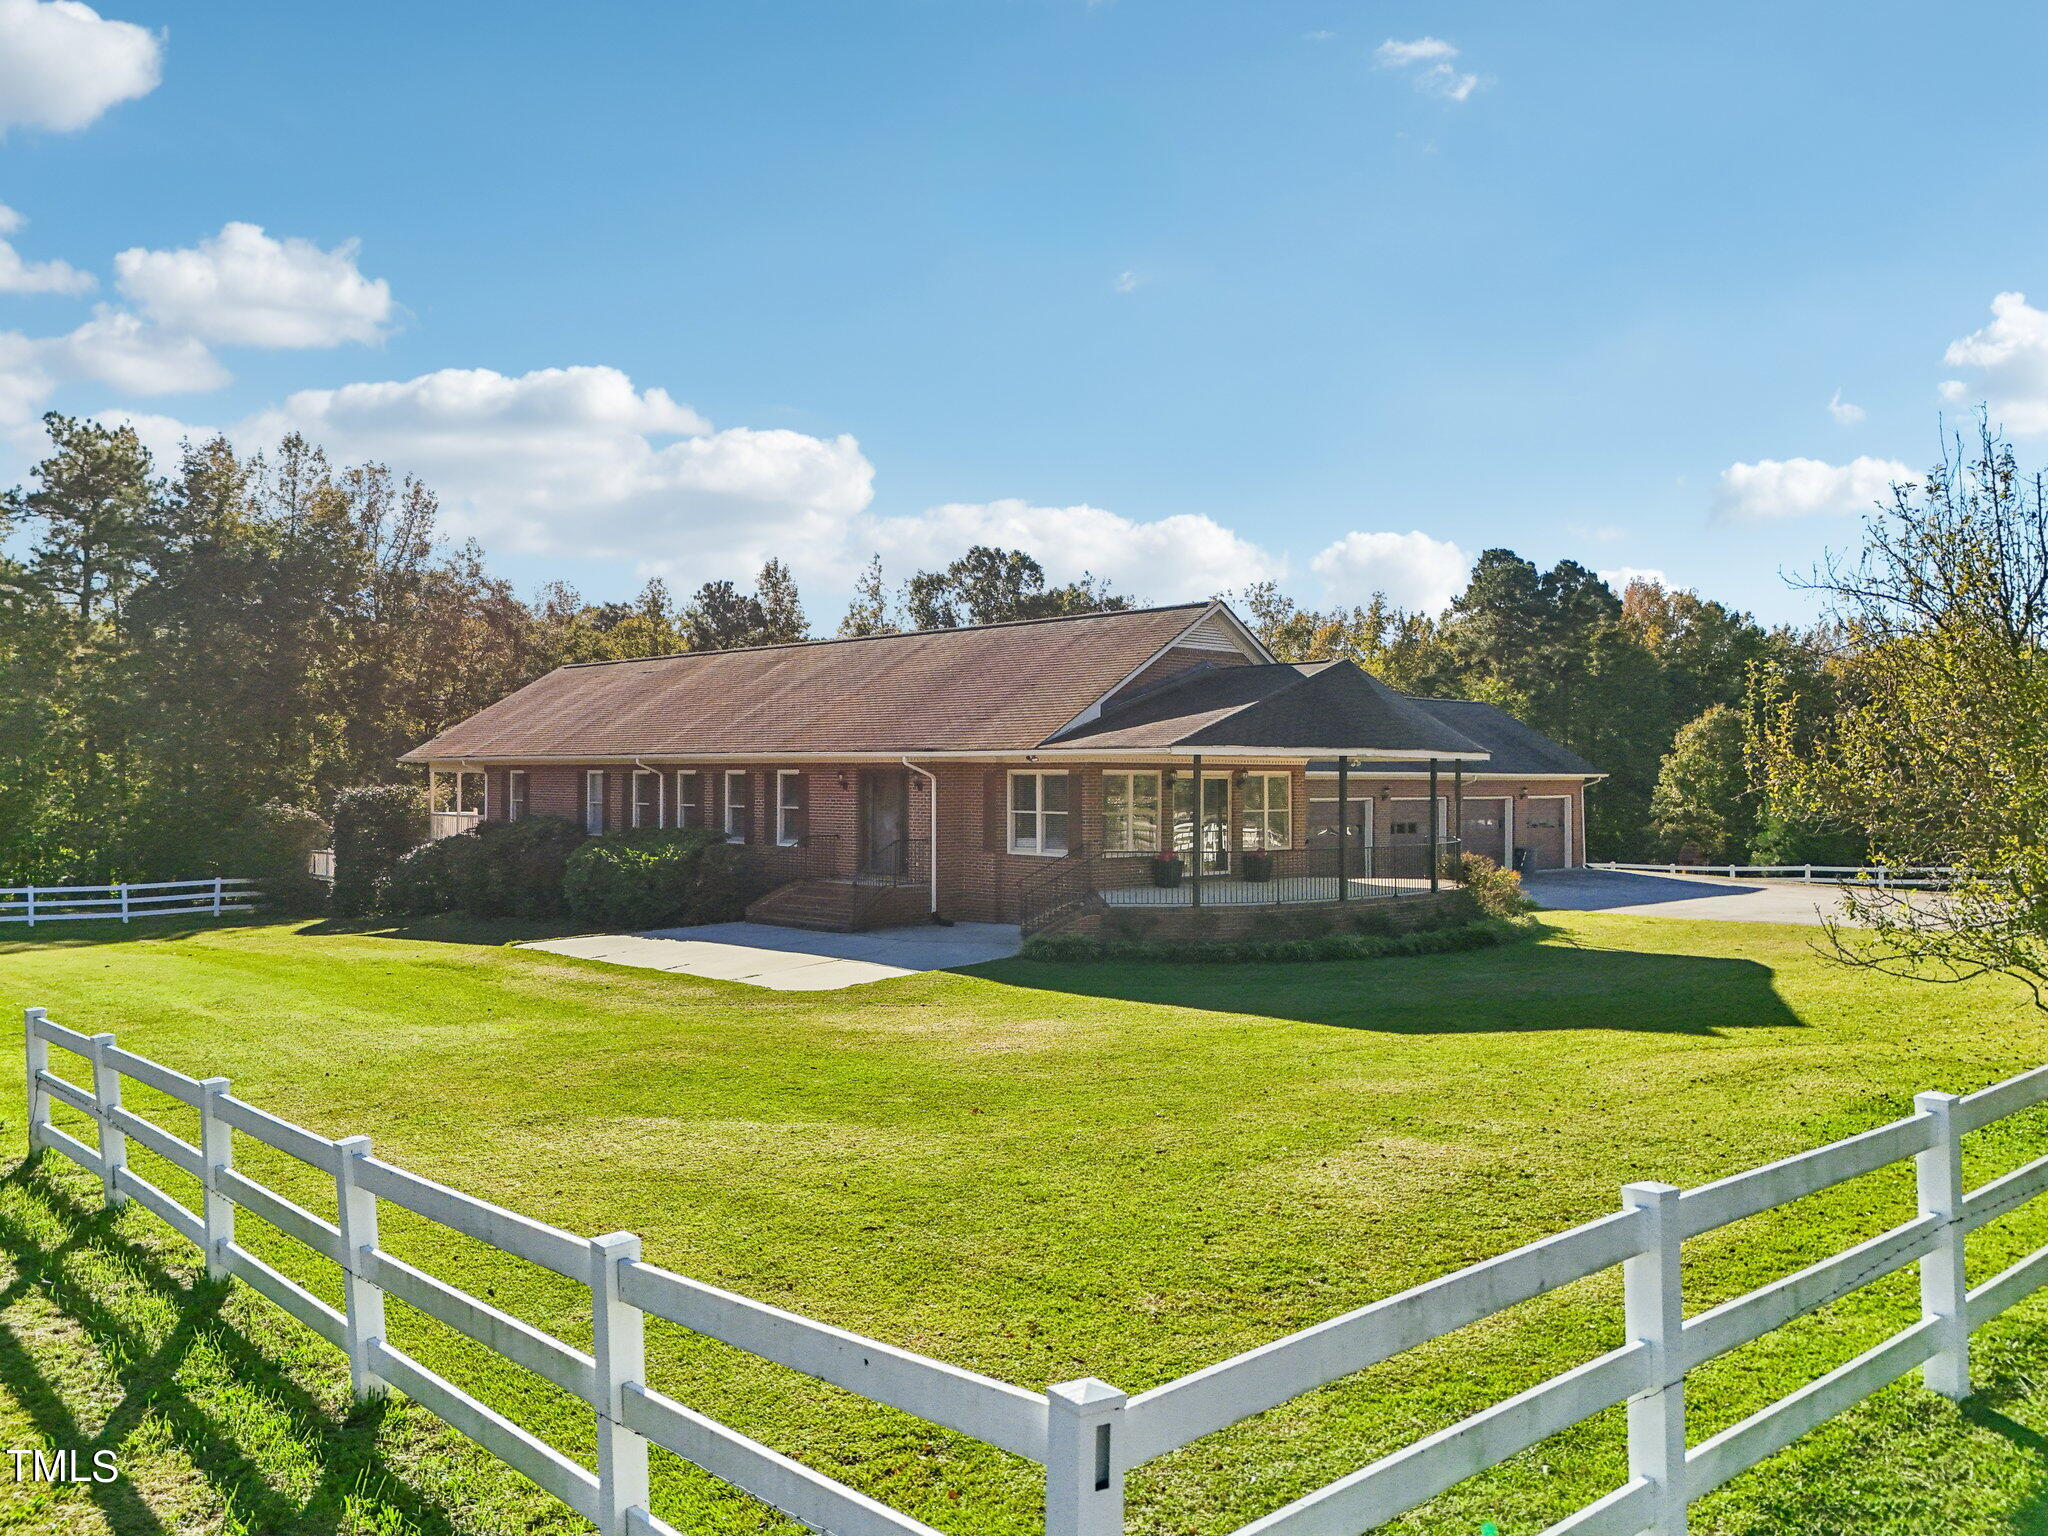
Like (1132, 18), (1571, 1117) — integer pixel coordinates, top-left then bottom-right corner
(1149, 851), (1185, 888)
(1243, 850), (1274, 883)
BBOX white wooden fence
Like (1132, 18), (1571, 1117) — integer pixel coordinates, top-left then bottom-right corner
(1589, 861), (1957, 889)
(23, 1004), (2048, 1536)
(0, 877), (257, 927)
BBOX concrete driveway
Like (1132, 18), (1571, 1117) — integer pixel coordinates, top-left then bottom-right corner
(1525, 868), (1924, 926)
(520, 920), (1022, 990)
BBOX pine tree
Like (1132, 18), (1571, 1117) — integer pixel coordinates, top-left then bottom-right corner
(838, 554), (896, 637)
(754, 558), (809, 643)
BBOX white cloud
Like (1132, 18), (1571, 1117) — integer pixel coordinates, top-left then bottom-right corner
(49, 306), (226, 394)
(1598, 566), (1668, 592)
(1715, 456), (1916, 520)
(240, 365), (872, 577)
(1827, 388), (1865, 425)
(93, 407), (215, 467)
(1374, 37), (1456, 67)
(1113, 270), (1143, 294)
(858, 499), (1283, 604)
(1304, 29), (1337, 42)
(115, 222), (395, 348)
(1940, 291), (2048, 433)
(1373, 36), (1482, 101)
(1310, 530), (1469, 612)
(0, 0), (160, 134)
(0, 203), (92, 294)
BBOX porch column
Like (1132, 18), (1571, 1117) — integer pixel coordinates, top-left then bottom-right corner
(1335, 757), (1349, 901)
(1188, 753), (1202, 910)
(1428, 759), (1441, 893)
(1453, 763), (1463, 869)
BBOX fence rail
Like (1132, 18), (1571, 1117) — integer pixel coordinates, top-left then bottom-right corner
(1588, 861), (1959, 889)
(22, 1004), (2048, 1536)
(0, 876), (257, 927)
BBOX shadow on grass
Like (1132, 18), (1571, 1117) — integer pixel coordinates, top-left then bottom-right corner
(965, 921), (1806, 1035)
(0, 1156), (461, 1536)
(1968, 1401), (2048, 1536)
(0, 915), (288, 955)
(298, 913), (593, 947)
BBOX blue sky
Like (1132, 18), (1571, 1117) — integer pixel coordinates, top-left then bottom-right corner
(6, 1), (2048, 626)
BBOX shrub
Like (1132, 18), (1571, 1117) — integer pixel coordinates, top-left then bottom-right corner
(1021, 916), (1531, 965)
(1457, 852), (1535, 919)
(563, 828), (747, 929)
(1349, 906), (1398, 937)
(221, 801), (330, 913)
(443, 816), (586, 919)
(330, 784), (428, 916)
(378, 838), (456, 918)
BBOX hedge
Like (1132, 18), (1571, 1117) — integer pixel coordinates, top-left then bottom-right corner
(562, 828), (752, 929)
(330, 784), (427, 916)
(1019, 915), (1534, 965)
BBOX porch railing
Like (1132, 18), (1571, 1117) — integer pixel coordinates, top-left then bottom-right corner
(734, 833), (841, 887)
(1017, 839), (1465, 933)
(428, 810), (481, 840)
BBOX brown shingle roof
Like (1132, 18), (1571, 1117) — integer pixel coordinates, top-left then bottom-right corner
(1049, 661), (1490, 757)
(399, 603), (1215, 761)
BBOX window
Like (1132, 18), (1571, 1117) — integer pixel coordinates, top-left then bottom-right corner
(1008, 771), (1069, 855)
(632, 770), (661, 828)
(675, 771), (698, 829)
(724, 770), (750, 841)
(1391, 820), (1420, 836)
(584, 770), (606, 835)
(1239, 773), (1291, 850)
(776, 770), (805, 846)
(506, 770), (528, 822)
(1101, 771), (1161, 852)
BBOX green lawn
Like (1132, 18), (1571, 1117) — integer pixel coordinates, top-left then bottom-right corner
(3, 912), (2048, 1535)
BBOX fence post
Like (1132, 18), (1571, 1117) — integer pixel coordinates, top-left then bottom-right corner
(23, 1007), (48, 1152)
(590, 1231), (650, 1536)
(333, 1134), (388, 1400)
(198, 1077), (234, 1280)
(1623, 1182), (1687, 1535)
(1915, 1091), (1971, 1399)
(24, 885), (34, 929)
(86, 1033), (128, 1208)
(212, 876), (223, 916)
(1046, 1377), (1126, 1536)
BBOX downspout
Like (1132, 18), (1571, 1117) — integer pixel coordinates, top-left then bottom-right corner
(900, 757), (948, 924)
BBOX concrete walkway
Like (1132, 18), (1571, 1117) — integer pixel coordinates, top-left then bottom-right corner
(1525, 868), (1934, 927)
(520, 920), (1022, 991)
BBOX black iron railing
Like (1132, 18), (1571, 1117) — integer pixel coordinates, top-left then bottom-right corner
(1016, 838), (1465, 933)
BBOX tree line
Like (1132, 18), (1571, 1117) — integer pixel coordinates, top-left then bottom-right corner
(1, 411), (1846, 882)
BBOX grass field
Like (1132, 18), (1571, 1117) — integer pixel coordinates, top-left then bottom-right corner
(3, 911), (2048, 1535)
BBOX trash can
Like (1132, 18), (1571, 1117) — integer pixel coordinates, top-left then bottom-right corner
(1512, 847), (1533, 876)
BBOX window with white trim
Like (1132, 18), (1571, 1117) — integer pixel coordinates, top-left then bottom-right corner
(1008, 771), (1069, 855)
(1239, 773), (1291, 850)
(506, 770), (528, 822)
(584, 770), (606, 835)
(675, 771), (698, 829)
(632, 770), (661, 828)
(1101, 771), (1161, 852)
(724, 770), (750, 841)
(776, 770), (805, 846)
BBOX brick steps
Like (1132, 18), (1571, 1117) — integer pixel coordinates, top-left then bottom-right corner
(745, 879), (928, 933)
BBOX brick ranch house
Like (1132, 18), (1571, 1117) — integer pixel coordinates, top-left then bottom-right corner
(399, 601), (1601, 932)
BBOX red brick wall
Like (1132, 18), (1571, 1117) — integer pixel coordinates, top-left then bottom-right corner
(474, 758), (1323, 923)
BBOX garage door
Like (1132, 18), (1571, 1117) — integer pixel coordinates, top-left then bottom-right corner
(1518, 800), (1568, 869)
(1458, 798), (1510, 864)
